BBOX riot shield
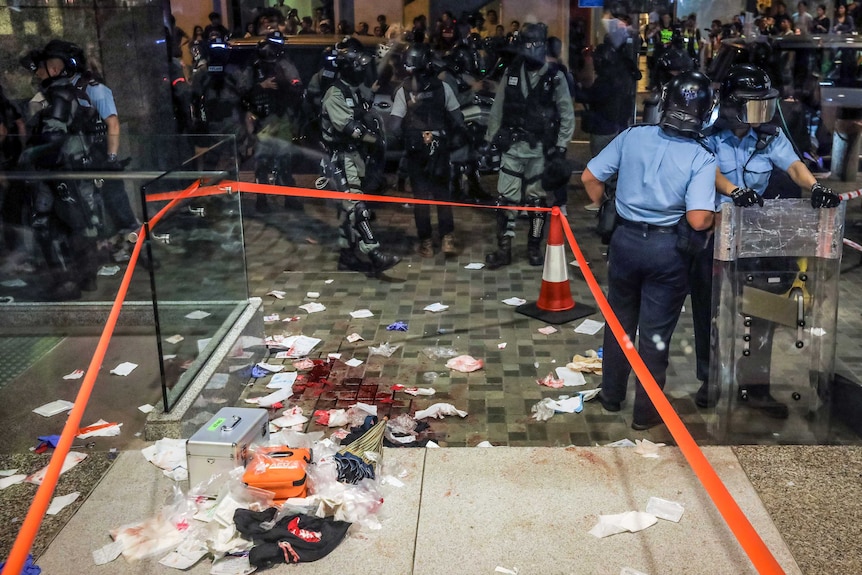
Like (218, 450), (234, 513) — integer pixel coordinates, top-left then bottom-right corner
(708, 199), (845, 443)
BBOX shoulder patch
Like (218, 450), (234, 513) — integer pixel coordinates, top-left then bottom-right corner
(507, 76), (518, 86)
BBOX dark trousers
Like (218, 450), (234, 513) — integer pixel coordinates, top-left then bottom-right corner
(101, 180), (138, 232)
(601, 224), (691, 423)
(410, 168), (453, 241)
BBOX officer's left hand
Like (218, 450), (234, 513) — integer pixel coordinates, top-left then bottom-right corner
(102, 154), (126, 171)
(810, 182), (841, 209)
(547, 146), (567, 160)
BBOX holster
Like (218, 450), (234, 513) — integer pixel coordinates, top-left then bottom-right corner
(675, 218), (710, 256)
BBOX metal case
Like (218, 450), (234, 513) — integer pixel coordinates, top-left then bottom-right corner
(187, 407), (270, 493)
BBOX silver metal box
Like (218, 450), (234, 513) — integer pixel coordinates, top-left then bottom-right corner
(186, 407), (269, 493)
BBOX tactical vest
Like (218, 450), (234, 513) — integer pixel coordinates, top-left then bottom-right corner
(403, 76), (447, 133)
(33, 75), (107, 167)
(501, 59), (560, 143)
(659, 27), (673, 47)
(321, 79), (365, 147)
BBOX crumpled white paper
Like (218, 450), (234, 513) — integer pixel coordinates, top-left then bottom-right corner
(77, 419), (123, 439)
(47, 491), (80, 515)
(423, 302), (449, 313)
(414, 403), (468, 420)
(27, 452), (87, 485)
(403, 387), (435, 396)
(271, 406), (307, 429)
(634, 439), (665, 458)
(141, 438), (188, 481)
(299, 302), (326, 313)
(349, 308), (374, 318)
(645, 496), (685, 522)
(445, 355), (483, 372)
(588, 511), (658, 538)
(110, 362), (138, 376)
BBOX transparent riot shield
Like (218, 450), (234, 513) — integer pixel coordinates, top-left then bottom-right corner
(708, 199), (845, 443)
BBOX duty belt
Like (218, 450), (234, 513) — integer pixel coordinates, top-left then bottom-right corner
(617, 217), (676, 234)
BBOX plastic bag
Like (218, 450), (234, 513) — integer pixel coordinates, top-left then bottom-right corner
(368, 341), (400, 357)
(422, 345), (458, 360)
(110, 485), (197, 561)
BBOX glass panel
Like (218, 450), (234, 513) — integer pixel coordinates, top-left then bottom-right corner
(708, 200), (846, 443)
(138, 134), (248, 412)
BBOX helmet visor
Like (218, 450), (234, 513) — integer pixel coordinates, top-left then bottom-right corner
(740, 97), (777, 124)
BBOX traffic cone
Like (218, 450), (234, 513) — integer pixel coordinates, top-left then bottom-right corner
(516, 207), (596, 324)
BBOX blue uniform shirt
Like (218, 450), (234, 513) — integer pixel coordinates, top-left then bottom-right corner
(71, 74), (118, 120)
(587, 125), (716, 226)
(705, 127), (799, 204)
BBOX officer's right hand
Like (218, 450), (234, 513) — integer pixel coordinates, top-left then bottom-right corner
(730, 187), (763, 207)
(811, 182), (841, 209)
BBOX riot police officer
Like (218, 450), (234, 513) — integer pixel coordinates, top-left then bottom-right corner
(641, 40), (693, 125)
(581, 71), (717, 430)
(247, 30), (303, 212)
(691, 64), (841, 418)
(320, 38), (400, 275)
(20, 40), (114, 299)
(482, 22), (575, 269)
(390, 43), (465, 258)
(439, 43), (488, 202)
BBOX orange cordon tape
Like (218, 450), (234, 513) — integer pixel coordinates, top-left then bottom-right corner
(0, 180), (202, 575)
(143, 179), (553, 212)
(557, 210), (786, 575)
(5, 182), (784, 574)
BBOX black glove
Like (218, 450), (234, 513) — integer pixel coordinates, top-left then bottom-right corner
(730, 187), (763, 207)
(810, 182), (841, 209)
(102, 154), (128, 171)
(476, 142), (500, 172)
(547, 146), (567, 160)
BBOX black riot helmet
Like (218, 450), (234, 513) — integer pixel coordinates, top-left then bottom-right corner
(446, 44), (482, 76)
(655, 46), (694, 87)
(334, 36), (371, 85)
(720, 64), (779, 126)
(402, 43), (433, 76)
(519, 22), (547, 68)
(660, 70), (715, 138)
(258, 30), (286, 62)
(38, 39), (87, 77)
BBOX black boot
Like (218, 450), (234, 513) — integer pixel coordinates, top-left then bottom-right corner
(255, 194), (271, 214)
(695, 380), (721, 408)
(527, 237), (544, 267)
(485, 234), (512, 270)
(368, 248), (401, 274)
(738, 387), (789, 419)
(527, 205), (547, 266)
(337, 248), (371, 273)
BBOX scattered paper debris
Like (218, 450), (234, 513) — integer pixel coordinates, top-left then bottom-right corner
(184, 310), (210, 320)
(306, 291), (320, 299)
(256, 362), (284, 373)
(554, 366), (587, 386)
(267, 372), (297, 389)
(263, 313), (280, 322)
(646, 496), (685, 522)
(165, 334), (184, 344)
(293, 358), (315, 370)
(97, 265), (120, 276)
(537, 373), (564, 388)
(403, 387), (435, 396)
(33, 399), (75, 417)
(495, 566), (519, 575)
(159, 540), (209, 570)
(62, 369), (85, 380)
(27, 452), (87, 485)
(267, 290), (286, 299)
(606, 438), (637, 448)
(464, 262), (485, 270)
(314, 409), (349, 427)
(255, 386), (293, 408)
(445, 355), (483, 372)
(324, 279), (334, 284)
(502, 297), (527, 306)
(0, 469), (18, 476)
(110, 362), (138, 376)
(299, 302), (326, 313)
(634, 439), (665, 458)
(0, 474), (27, 489)
(574, 318), (605, 335)
(620, 567), (650, 575)
(423, 302), (449, 313)
(271, 407), (308, 429)
(47, 492), (80, 515)
(589, 511), (658, 538)
(497, 342), (507, 349)
(369, 342), (400, 357)
(282, 316), (301, 323)
(92, 539), (124, 565)
(567, 351), (602, 374)
(78, 419), (122, 438)
(138, 404), (155, 414)
(345, 358), (364, 367)
(580, 388), (602, 402)
(350, 309), (374, 318)
(1, 278), (27, 287)
(475, 441), (494, 448)
(346, 333), (363, 343)
(538, 326), (558, 335)
(414, 403), (468, 419)
(141, 438), (187, 481)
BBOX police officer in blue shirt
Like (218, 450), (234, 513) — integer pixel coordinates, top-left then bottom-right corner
(581, 70), (717, 431)
(691, 64), (840, 418)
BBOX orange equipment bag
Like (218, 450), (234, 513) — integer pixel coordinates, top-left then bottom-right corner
(242, 446), (312, 501)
